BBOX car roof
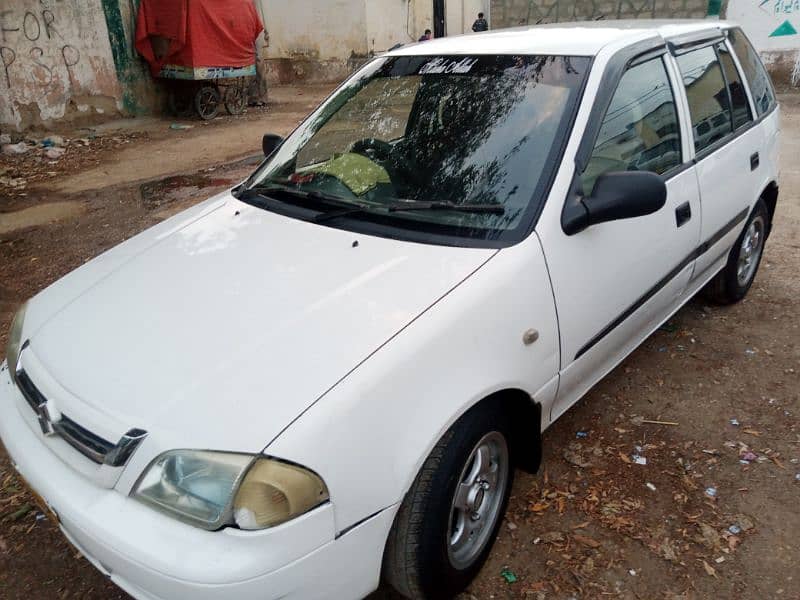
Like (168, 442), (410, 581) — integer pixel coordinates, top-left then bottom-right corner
(389, 20), (732, 57)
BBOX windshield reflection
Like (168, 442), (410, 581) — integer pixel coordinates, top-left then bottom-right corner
(247, 54), (590, 244)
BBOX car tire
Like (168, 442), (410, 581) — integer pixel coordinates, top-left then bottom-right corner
(383, 402), (514, 599)
(703, 199), (769, 305)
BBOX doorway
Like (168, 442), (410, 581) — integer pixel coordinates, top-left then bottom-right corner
(433, 0), (446, 37)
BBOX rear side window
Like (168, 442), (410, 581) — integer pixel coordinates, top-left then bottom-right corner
(581, 57), (681, 193)
(717, 42), (752, 130)
(676, 46), (733, 153)
(729, 28), (776, 117)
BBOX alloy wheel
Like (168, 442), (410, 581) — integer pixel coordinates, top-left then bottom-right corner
(737, 215), (765, 287)
(447, 431), (509, 570)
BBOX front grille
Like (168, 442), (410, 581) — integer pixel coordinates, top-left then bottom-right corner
(16, 368), (115, 465)
(54, 415), (115, 464)
(16, 369), (47, 413)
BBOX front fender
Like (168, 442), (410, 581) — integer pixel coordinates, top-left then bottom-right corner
(266, 235), (560, 534)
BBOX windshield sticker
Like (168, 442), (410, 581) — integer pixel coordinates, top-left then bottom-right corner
(419, 57), (478, 75)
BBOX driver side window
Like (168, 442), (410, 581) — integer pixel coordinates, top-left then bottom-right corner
(296, 77), (421, 169)
(581, 56), (682, 194)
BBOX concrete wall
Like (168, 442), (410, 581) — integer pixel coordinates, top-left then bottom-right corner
(255, 0), (492, 82)
(362, 0), (489, 51)
(489, 0), (712, 28)
(256, 0), (439, 82)
(444, 0), (491, 35)
(257, 0), (369, 83)
(366, 0), (415, 52)
(0, 0), (122, 130)
(411, 0), (434, 41)
(4, 0), (796, 129)
(727, 0), (800, 86)
(110, 0), (161, 114)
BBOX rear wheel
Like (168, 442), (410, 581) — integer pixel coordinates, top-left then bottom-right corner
(224, 84), (246, 115)
(383, 403), (513, 599)
(703, 199), (768, 304)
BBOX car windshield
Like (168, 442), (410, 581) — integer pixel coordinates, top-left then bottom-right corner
(245, 54), (590, 245)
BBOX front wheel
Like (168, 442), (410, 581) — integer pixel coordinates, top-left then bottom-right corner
(703, 199), (769, 304)
(194, 85), (220, 120)
(383, 404), (513, 599)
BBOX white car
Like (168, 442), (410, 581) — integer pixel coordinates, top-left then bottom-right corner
(0, 20), (779, 600)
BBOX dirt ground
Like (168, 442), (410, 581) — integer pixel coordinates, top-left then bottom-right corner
(0, 86), (798, 600)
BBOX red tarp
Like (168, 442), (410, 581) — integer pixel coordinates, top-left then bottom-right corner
(136, 0), (263, 76)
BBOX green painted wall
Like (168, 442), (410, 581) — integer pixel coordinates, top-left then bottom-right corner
(100, 0), (156, 115)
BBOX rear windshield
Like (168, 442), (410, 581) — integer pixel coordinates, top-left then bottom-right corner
(246, 54), (590, 246)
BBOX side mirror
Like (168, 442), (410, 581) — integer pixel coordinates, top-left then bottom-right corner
(562, 171), (667, 235)
(262, 134), (284, 158)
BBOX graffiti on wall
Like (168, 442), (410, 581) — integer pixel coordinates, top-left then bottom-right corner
(0, 8), (81, 90)
(759, 0), (799, 36)
(727, 0), (800, 86)
(0, 0), (120, 130)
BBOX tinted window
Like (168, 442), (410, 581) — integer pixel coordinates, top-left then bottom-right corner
(676, 46), (733, 153)
(729, 28), (776, 117)
(717, 43), (752, 129)
(582, 57), (681, 193)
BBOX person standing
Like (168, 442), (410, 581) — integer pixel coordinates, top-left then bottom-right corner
(418, 29), (433, 41)
(472, 12), (489, 32)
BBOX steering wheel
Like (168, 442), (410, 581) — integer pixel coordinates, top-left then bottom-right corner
(349, 138), (393, 161)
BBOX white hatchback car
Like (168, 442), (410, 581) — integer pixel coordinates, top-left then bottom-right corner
(1, 20), (779, 600)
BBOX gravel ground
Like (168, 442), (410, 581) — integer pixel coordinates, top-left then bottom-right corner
(0, 90), (798, 600)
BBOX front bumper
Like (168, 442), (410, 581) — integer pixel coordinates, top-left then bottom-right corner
(0, 362), (396, 599)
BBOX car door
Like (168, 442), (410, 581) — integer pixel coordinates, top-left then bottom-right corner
(671, 39), (763, 281)
(537, 50), (702, 422)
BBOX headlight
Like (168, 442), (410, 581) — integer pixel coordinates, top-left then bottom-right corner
(6, 301), (28, 382)
(132, 450), (329, 531)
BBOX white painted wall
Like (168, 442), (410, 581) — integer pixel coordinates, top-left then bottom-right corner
(446, 0), (465, 35)
(256, 0), (492, 60)
(446, 0), (491, 35)
(727, 0), (800, 52)
(727, 0), (800, 84)
(0, 0), (121, 130)
(411, 0), (434, 38)
(366, 0), (416, 53)
(257, 0), (368, 60)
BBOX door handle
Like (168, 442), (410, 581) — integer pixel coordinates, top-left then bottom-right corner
(750, 152), (760, 171)
(675, 202), (692, 228)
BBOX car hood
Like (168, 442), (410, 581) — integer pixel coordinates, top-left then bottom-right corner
(26, 196), (495, 453)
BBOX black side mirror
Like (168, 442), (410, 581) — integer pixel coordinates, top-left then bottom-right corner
(262, 134), (284, 158)
(561, 171), (667, 235)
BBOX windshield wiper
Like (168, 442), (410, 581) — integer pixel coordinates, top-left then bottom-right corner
(387, 200), (505, 215)
(241, 184), (380, 223)
(239, 185), (505, 223)
(244, 184), (355, 209)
